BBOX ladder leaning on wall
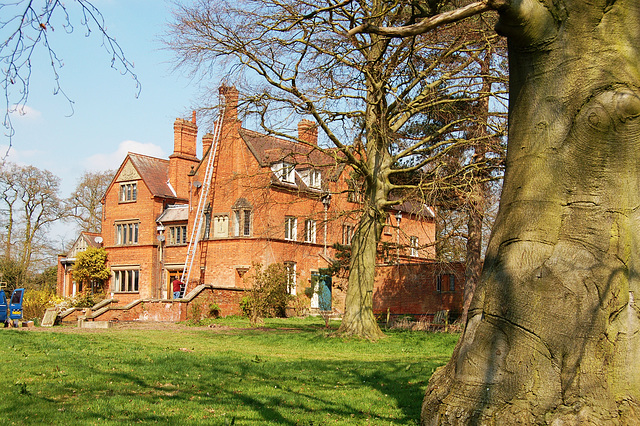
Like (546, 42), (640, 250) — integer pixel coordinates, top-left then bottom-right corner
(180, 102), (226, 294)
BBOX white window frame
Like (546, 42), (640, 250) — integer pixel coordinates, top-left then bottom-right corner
(272, 162), (296, 183)
(112, 268), (140, 293)
(410, 236), (419, 257)
(285, 262), (297, 295)
(307, 169), (322, 189)
(233, 210), (252, 237)
(342, 224), (354, 245)
(304, 219), (316, 243)
(285, 216), (297, 241)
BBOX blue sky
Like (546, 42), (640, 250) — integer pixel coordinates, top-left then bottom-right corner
(3, 1), (206, 244)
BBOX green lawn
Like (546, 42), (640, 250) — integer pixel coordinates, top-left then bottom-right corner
(0, 317), (458, 425)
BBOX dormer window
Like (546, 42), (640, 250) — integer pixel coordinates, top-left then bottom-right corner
(302, 169), (322, 189)
(272, 162), (296, 184)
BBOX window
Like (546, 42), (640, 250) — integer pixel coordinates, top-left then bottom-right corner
(347, 179), (364, 203)
(202, 210), (212, 239)
(285, 216), (297, 241)
(272, 162), (296, 183)
(116, 221), (139, 245)
(342, 224), (354, 245)
(168, 225), (187, 245)
(113, 268), (140, 293)
(410, 236), (419, 257)
(304, 219), (316, 243)
(243, 210), (251, 236)
(306, 169), (322, 189)
(213, 215), (229, 238)
(436, 274), (456, 293)
(384, 215), (392, 236)
(119, 182), (137, 202)
(285, 262), (296, 295)
(233, 210), (252, 237)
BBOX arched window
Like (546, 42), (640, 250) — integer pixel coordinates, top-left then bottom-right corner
(232, 198), (253, 237)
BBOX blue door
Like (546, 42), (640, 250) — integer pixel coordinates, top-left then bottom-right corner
(0, 290), (7, 322)
(9, 288), (24, 320)
(318, 273), (332, 312)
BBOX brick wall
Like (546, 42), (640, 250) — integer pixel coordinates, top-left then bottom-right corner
(373, 262), (466, 320)
(60, 285), (246, 324)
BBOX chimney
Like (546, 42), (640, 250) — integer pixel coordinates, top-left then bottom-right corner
(170, 113), (199, 199)
(172, 113), (198, 158)
(298, 119), (318, 145)
(202, 132), (214, 155)
(219, 85), (239, 122)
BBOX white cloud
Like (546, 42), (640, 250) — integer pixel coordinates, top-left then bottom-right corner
(85, 140), (167, 171)
(0, 144), (44, 165)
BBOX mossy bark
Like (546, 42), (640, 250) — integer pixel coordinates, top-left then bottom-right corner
(423, 1), (640, 423)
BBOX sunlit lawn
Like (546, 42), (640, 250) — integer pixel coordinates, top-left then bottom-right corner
(0, 317), (458, 425)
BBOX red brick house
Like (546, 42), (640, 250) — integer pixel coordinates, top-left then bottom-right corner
(58, 86), (463, 318)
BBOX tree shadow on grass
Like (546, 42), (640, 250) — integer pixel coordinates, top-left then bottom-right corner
(0, 327), (454, 425)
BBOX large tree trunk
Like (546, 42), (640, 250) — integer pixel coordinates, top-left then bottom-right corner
(423, 1), (640, 423)
(461, 203), (483, 326)
(338, 203), (386, 340)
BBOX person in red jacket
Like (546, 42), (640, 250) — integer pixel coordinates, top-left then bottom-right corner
(172, 279), (183, 299)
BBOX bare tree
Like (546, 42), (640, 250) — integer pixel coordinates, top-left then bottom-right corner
(66, 169), (113, 233)
(0, 1), (138, 144)
(0, 162), (66, 272)
(353, 0), (640, 423)
(167, 0), (505, 339)
(0, 162), (21, 259)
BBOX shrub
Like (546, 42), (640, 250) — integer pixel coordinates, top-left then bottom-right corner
(71, 291), (106, 308)
(208, 302), (221, 318)
(243, 263), (292, 326)
(22, 289), (63, 321)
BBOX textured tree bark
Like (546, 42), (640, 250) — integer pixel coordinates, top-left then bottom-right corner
(423, 0), (640, 423)
(461, 204), (483, 326)
(338, 203), (387, 340)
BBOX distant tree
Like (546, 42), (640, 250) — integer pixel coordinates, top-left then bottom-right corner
(1, 1), (138, 145)
(72, 247), (109, 294)
(66, 170), (113, 233)
(0, 162), (21, 259)
(31, 265), (58, 292)
(0, 257), (27, 291)
(0, 162), (66, 271)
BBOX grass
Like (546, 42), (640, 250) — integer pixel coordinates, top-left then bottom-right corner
(0, 317), (458, 425)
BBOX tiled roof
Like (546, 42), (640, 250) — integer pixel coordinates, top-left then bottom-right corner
(391, 200), (436, 219)
(156, 204), (189, 223)
(128, 153), (181, 199)
(240, 128), (336, 169)
(81, 232), (103, 248)
(240, 128), (345, 183)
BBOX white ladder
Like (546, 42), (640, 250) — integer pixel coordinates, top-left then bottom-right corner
(180, 103), (225, 293)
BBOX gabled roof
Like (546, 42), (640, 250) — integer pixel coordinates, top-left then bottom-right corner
(65, 231), (103, 260)
(127, 153), (179, 199)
